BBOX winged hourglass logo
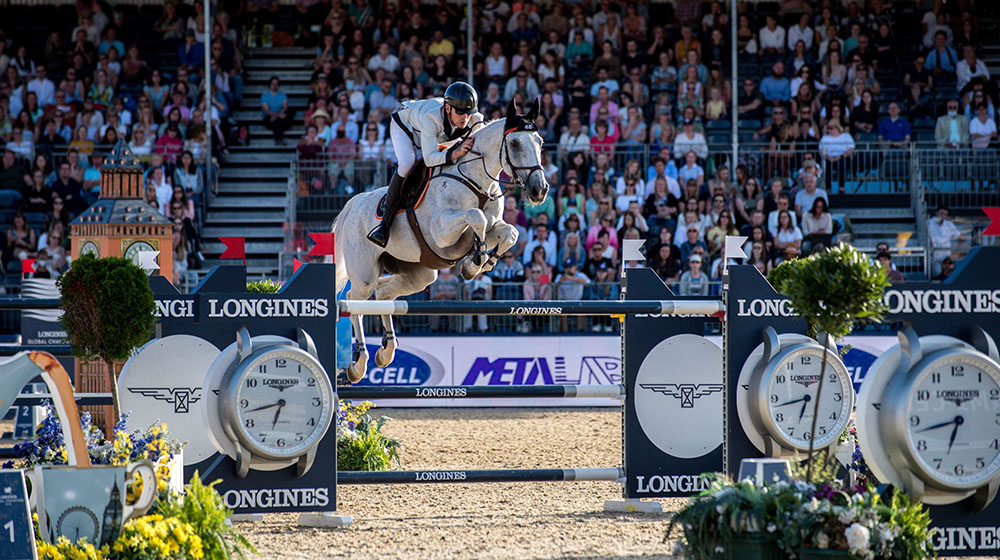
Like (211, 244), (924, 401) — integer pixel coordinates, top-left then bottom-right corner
(640, 383), (724, 408)
(127, 387), (202, 413)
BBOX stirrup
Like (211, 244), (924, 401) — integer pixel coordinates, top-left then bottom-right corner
(368, 224), (389, 248)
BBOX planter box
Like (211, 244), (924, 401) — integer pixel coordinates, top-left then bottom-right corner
(688, 536), (789, 560)
(795, 548), (852, 559)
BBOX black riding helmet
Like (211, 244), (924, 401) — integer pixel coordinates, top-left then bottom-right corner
(444, 81), (478, 114)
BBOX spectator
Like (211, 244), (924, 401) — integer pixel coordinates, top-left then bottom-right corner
(737, 78), (764, 121)
(964, 90), (996, 122)
(261, 76), (294, 145)
(82, 153), (103, 193)
(787, 13), (813, 51)
(677, 151), (705, 189)
(522, 222), (557, 268)
(705, 210), (738, 258)
(464, 271), (493, 333)
(933, 256), (955, 282)
(747, 241), (773, 275)
(678, 254), (709, 295)
(735, 178), (764, 228)
(925, 31), (958, 77)
(51, 161), (85, 215)
(767, 194), (797, 237)
(758, 15), (786, 55)
(674, 25), (701, 62)
(493, 251), (525, 282)
(27, 66), (55, 108)
(559, 229), (586, 269)
(928, 205), (961, 275)
(429, 266), (462, 331)
(673, 119), (708, 161)
(555, 258), (589, 331)
(679, 224), (708, 267)
(22, 170), (52, 214)
(582, 240), (613, 279)
(6, 210), (37, 262)
(934, 100), (970, 148)
(650, 243), (681, 284)
(877, 102), (911, 147)
(956, 44), (989, 93)
(793, 173), (828, 219)
(177, 30), (204, 68)
(801, 198), (833, 256)
(773, 209), (803, 264)
(520, 263), (552, 332)
(566, 30), (593, 69)
(818, 120), (855, 193)
(903, 55), (933, 110)
(503, 67), (540, 103)
(760, 61), (790, 106)
(557, 117), (588, 162)
(877, 251), (905, 282)
(584, 263), (618, 332)
(970, 104), (997, 149)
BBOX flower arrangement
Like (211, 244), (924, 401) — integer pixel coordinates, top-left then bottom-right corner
(337, 400), (402, 471)
(111, 515), (204, 560)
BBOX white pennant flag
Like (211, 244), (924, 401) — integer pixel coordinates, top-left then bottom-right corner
(724, 236), (749, 259)
(622, 239), (646, 263)
(137, 250), (160, 271)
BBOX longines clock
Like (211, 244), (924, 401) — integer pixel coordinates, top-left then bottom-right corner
(739, 327), (854, 458)
(121, 239), (158, 275)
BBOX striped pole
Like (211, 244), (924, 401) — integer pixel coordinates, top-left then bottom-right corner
(338, 299), (724, 317)
(0, 298), (62, 310)
(338, 467), (623, 484)
(339, 384), (623, 400)
(0, 345), (73, 356)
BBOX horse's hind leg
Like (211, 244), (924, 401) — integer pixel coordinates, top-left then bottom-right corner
(476, 221), (520, 275)
(373, 266), (438, 367)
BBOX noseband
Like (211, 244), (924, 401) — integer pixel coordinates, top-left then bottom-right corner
(501, 121), (544, 189)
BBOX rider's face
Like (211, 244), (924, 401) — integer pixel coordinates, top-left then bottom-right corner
(447, 105), (471, 128)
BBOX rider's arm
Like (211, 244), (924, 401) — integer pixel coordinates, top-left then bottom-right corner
(416, 113), (453, 167)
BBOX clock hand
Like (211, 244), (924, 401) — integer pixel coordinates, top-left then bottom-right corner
(917, 417), (959, 433)
(798, 399), (809, 423)
(246, 402), (281, 413)
(271, 399), (286, 430)
(777, 394), (812, 408)
(947, 416), (964, 455)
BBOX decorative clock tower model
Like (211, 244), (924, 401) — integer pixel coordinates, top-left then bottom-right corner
(69, 139), (174, 433)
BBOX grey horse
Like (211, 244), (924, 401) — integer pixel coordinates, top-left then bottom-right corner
(333, 99), (549, 383)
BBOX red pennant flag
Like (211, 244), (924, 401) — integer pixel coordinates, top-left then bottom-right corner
(21, 258), (35, 280)
(293, 257), (303, 273)
(219, 237), (246, 266)
(307, 232), (335, 256)
(983, 208), (1000, 236)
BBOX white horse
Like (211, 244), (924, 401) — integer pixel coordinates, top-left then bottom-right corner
(333, 99), (549, 383)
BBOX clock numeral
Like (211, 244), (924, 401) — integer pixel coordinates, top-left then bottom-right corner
(833, 392), (842, 402)
(990, 439), (999, 450)
(4, 519), (13, 543)
(954, 464), (964, 475)
(801, 356), (812, 365)
(979, 372), (983, 382)
(245, 419), (254, 428)
(275, 358), (287, 368)
(258, 365), (267, 373)
(240, 399), (248, 408)
(775, 413), (784, 422)
(298, 364), (303, 372)
(909, 415), (920, 427)
(990, 389), (999, 400)
(828, 412), (837, 420)
(786, 362), (794, 370)
(933, 458), (942, 469)
(802, 431), (811, 441)
(819, 426), (827, 435)
(976, 457), (986, 469)
(312, 398), (321, 407)
(916, 390), (930, 401)
(917, 440), (927, 451)
(828, 373), (837, 382)
(770, 394), (778, 403)
(995, 413), (1000, 425)
(276, 438), (286, 448)
(775, 375), (786, 384)
(295, 434), (304, 442)
(952, 365), (964, 376)
(931, 373), (941, 383)
(787, 427), (795, 435)
(307, 418), (316, 426)
(260, 434), (266, 442)
(246, 378), (257, 388)
(307, 377), (317, 387)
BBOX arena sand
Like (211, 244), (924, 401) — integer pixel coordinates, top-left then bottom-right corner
(242, 407), (684, 559)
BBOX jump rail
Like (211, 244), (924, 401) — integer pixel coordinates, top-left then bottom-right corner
(338, 468), (623, 484)
(0, 298), (62, 310)
(339, 384), (624, 399)
(337, 299), (724, 316)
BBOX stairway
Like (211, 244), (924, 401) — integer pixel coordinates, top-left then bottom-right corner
(199, 47), (314, 276)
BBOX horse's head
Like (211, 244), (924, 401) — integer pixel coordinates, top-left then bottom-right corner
(502, 98), (549, 205)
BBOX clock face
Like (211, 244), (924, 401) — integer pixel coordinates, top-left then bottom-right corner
(124, 241), (157, 275)
(230, 348), (334, 461)
(80, 241), (100, 258)
(902, 351), (1000, 489)
(759, 345), (854, 451)
(56, 505), (99, 543)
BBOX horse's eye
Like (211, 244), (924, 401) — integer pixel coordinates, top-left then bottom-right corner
(511, 139), (520, 148)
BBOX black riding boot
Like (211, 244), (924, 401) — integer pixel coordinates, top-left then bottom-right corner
(367, 173), (405, 248)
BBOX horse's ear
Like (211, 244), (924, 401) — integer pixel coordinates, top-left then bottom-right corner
(525, 97), (540, 122)
(505, 98), (518, 130)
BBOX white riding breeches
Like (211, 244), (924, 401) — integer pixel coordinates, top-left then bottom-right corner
(390, 119), (419, 178)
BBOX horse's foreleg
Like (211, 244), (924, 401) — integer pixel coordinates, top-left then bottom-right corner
(372, 267), (438, 367)
(345, 285), (373, 384)
(480, 222), (519, 274)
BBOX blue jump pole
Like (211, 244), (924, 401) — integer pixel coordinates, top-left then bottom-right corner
(338, 467), (623, 484)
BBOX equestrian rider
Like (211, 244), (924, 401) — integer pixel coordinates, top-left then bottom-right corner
(367, 81), (485, 248)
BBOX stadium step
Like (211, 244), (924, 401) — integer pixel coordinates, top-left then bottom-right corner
(201, 240), (286, 255)
(206, 211), (287, 223)
(202, 226), (286, 239)
(223, 151), (295, 164)
(245, 84), (312, 96)
(199, 258), (283, 274)
(837, 207), (915, 220)
(216, 181), (289, 194)
(220, 166), (289, 180)
(209, 194), (287, 209)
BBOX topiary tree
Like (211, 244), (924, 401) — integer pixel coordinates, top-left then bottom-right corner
(57, 254), (156, 422)
(767, 244), (888, 482)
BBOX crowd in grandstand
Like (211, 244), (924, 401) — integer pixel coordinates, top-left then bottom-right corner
(289, 0), (987, 327)
(0, 0), (245, 283)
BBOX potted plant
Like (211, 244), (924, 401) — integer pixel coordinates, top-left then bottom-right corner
(767, 244), (888, 482)
(58, 254), (156, 423)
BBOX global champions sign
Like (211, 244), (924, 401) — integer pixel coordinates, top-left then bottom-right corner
(736, 289), (1000, 319)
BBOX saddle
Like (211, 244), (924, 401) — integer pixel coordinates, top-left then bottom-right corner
(374, 160), (431, 220)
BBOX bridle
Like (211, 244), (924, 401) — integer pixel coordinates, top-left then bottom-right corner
(451, 118), (544, 196)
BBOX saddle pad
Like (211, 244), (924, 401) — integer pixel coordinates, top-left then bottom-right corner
(374, 162), (433, 220)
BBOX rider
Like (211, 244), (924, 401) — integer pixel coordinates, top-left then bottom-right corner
(367, 81), (485, 247)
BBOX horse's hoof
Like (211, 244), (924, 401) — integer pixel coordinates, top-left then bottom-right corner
(375, 346), (394, 367)
(346, 360), (367, 384)
(461, 260), (479, 280)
